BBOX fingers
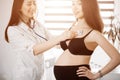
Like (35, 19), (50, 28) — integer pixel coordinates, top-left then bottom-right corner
(70, 30), (77, 38)
(77, 66), (88, 72)
(76, 66), (90, 77)
(76, 66), (95, 80)
(65, 30), (77, 39)
(61, 30), (77, 41)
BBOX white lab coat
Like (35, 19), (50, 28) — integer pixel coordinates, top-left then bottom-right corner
(7, 21), (51, 80)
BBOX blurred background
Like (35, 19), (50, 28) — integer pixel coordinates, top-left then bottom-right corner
(0, 0), (120, 80)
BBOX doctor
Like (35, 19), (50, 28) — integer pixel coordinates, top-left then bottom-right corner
(4, 0), (75, 80)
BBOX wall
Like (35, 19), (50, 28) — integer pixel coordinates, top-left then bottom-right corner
(0, 0), (17, 80)
(114, 0), (120, 52)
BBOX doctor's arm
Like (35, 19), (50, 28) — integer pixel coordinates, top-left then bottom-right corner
(33, 31), (75, 55)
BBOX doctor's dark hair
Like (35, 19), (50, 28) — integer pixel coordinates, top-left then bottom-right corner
(81, 0), (104, 32)
(5, 0), (24, 42)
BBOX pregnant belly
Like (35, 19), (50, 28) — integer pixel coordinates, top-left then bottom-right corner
(55, 49), (91, 66)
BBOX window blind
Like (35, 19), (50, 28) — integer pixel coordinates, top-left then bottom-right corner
(44, 0), (114, 35)
(98, 0), (114, 28)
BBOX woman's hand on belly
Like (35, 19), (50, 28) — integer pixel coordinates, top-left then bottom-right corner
(76, 66), (98, 80)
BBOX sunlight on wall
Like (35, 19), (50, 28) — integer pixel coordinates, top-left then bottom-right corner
(44, 0), (75, 35)
(43, 0), (114, 35)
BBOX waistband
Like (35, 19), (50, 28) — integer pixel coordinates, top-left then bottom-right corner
(54, 64), (90, 69)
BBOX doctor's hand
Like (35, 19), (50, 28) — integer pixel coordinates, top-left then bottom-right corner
(61, 30), (77, 41)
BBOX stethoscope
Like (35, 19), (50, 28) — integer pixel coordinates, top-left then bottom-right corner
(32, 21), (48, 41)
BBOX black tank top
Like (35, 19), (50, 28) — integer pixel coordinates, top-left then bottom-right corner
(60, 30), (93, 55)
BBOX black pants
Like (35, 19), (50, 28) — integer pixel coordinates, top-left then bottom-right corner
(54, 64), (90, 80)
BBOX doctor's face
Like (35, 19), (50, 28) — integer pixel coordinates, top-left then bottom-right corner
(20, 0), (37, 19)
(72, 0), (84, 19)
